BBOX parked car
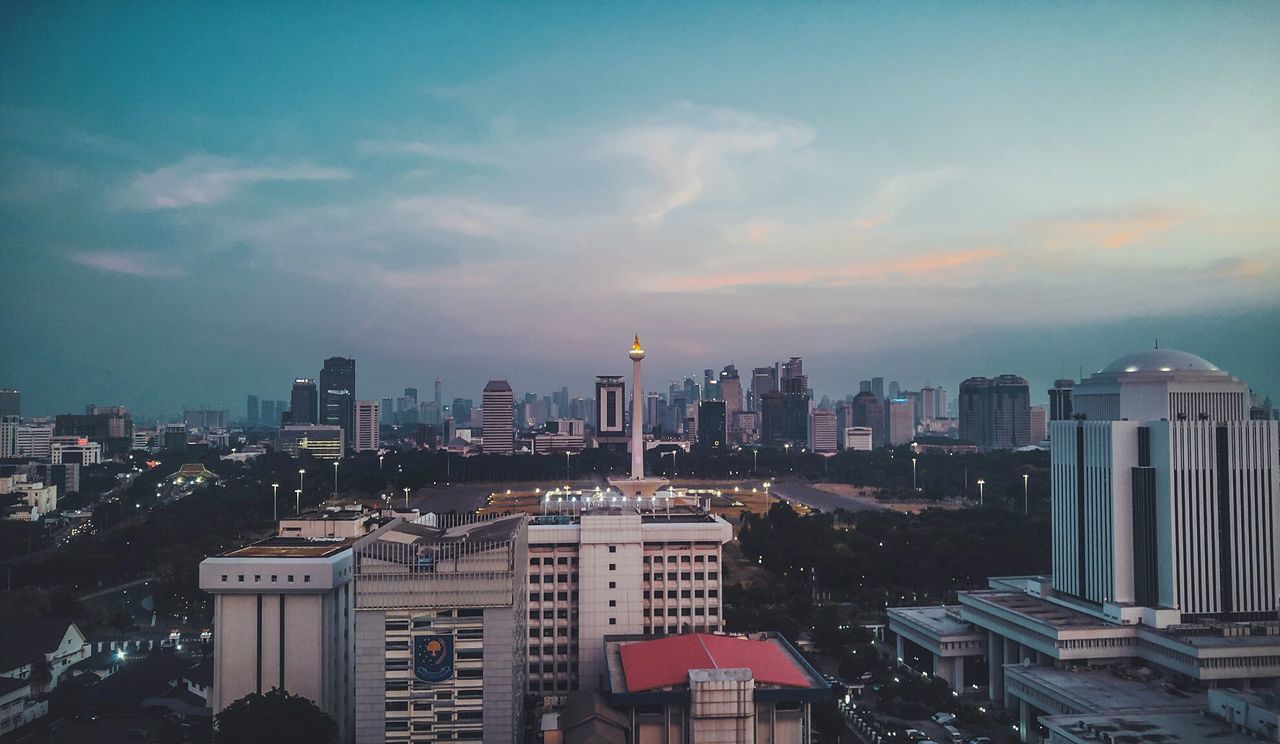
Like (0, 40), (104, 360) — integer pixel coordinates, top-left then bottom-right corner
(931, 712), (956, 725)
(943, 724), (964, 742)
(966, 738), (992, 744)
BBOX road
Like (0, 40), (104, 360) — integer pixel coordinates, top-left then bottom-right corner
(769, 480), (884, 513)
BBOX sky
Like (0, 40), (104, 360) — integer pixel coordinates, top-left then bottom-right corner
(1, 2), (1278, 418)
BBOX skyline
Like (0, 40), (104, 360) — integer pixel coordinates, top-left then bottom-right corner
(2, 3), (1279, 416)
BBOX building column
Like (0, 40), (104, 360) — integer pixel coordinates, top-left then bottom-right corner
(953, 656), (965, 690)
(896, 634), (905, 663)
(1002, 638), (1018, 709)
(1018, 698), (1031, 743)
(932, 653), (951, 686)
(987, 631), (1004, 702)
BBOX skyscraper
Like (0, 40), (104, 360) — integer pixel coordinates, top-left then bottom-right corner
(1048, 378), (1075, 421)
(779, 357), (809, 444)
(888, 380), (900, 400)
(246, 394), (259, 426)
(320, 357), (356, 448)
(0, 389), (19, 417)
(809, 408), (837, 453)
(886, 398), (915, 446)
(959, 375), (1031, 449)
(481, 380), (514, 455)
(594, 375), (626, 451)
(719, 365), (743, 432)
(291, 378), (319, 425)
(433, 378), (443, 425)
(697, 400), (726, 450)
(748, 366), (777, 412)
(871, 377), (884, 400)
(380, 396), (393, 426)
(354, 400), (379, 452)
(851, 391), (885, 449)
(759, 390), (785, 446)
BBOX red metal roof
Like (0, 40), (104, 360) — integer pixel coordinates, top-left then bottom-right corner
(618, 634), (813, 692)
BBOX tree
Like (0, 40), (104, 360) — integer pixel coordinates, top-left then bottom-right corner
(214, 689), (338, 744)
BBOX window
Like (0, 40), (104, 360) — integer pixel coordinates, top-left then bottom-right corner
(254, 575), (261, 582)
(220, 575), (227, 582)
(385, 659), (408, 670)
(608, 581), (616, 589)
(557, 557), (569, 564)
(386, 641), (409, 651)
(609, 617), (616, 625)
(271, 575), (277, 582)
(529, 629), (539, 639)
(695, 572), (705, 580)
(457, 668), (483, 679)
(304, 575), (311, 583)
(530, 575), (540, 584)
(529, 558), (540, 566)
(709, 589), (719, 598)
(681, 590), (691, 598)
(386, 701), (408, 711)
(608, 545), (616, 553)
(681, 555), (691, 563)
(529, 611), (539, 620)
(608, 600), (616, 607)
(386, 721), (409, 732)
(385, 679), (408, 691)
(288, 575), (295, 583)
(608, 564), (616, 571)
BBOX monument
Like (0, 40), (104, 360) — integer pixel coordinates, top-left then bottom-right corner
(608, 334), (670, 498)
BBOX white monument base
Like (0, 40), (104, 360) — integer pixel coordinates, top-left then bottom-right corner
(607, 476), (671, 499)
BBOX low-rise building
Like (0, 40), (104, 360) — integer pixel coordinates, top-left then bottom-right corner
(278, 424), (345, 460)
(50, 437), (102, 466)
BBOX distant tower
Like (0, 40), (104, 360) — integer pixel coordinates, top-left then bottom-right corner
(629, 335), (645, 479)
(290, 378), (319, 425)
(433, 378), (443, 425)
(482, 381), (514, 455)
(320, 357), (356, 448)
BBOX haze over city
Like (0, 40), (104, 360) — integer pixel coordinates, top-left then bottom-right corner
(3, 3), (1279, 417)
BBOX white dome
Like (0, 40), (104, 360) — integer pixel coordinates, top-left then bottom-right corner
(1100, 349), (1220, 374)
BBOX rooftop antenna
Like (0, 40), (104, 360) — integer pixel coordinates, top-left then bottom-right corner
(1155, 338), (1159, 349)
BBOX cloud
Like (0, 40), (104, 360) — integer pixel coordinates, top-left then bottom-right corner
(604, 104), (813, 225)
(1026, 205), (1193, 250)
(667, 246), (1004, 291)
(852, 169), (957, 230)
(1208, 254), (1273, 281)
(359, 139), (500, 165)
(70, 250), (185, 278)
(116, 154), (350, 209)
(392, 196), (540, 239)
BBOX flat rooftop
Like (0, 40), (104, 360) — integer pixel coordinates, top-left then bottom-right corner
(963, 590), (1116, 631)
(282, 509), (367, 521)
(1041, 711), (1257, 744)
(221, 536), (355, 558)
(1007, 664), (1203, 714)
(889, 606), (983, 638)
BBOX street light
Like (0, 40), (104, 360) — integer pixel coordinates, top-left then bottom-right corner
(977, 478), (985, 506)
(294, 488), (302, 514)
(379, 454), (384, 471)
(1022, 473), (1029, 514)
(911, 457), (918, 491)
(298, 468), (306, 497)
(752, 448), (758, 474)
(333, 461), (339, 500)
(403, 487), (410, 510)
(271, 483), (279, 522)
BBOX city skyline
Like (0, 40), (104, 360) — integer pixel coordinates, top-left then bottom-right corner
(2, 3), (1279, 415)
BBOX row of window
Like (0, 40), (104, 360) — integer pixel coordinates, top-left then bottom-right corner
(385, 690), (484, 709)
(529, 592), (578, 603)
(643, 607), (718, 617)
(643, 554), (718, 563)
(530, 627), (580, 638)
(529, 609), (574, 620)
(644, 589), (718, 599)
(220, 573), (312, 584)
(644, 572), (715, 581)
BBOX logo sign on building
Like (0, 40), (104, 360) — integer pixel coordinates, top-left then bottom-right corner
(413, 633), (454, 683)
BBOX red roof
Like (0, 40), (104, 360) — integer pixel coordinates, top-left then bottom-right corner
(618, 634), (813, 692)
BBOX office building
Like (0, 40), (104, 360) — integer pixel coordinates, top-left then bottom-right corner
(749, 366), (777, 412)
(603, 632), (830, 744)
(50, 437), (102, 466)
(526, 497), (732, 697)
(888, 349), (1280, 742)
(278, 424), (344, 460)
(809, 408), (837, 453)
(481, 380), (514, 455)
(353, 400), (379, 453)
(594, 376), (626, 451)
(16, 423), (53, 460)
(888, 380), (900, 400)
(1048, 379), (1075, 421)
(200, 537), (356, 742)
(871, 377), (884, 400)
(759, 390), (785, 446)
(730, 410), (760, 445)
(260, 400), (277, 429)
(320, 357), (356, 448)
(1029, 405), (1047, 443)
(843, 426), (873, 451)
(246, 395), (259, 426)
(433, 379), (443, 425)
(886, 398), (915, 446)
(697, 401), (726, 449)
(352, 515), (528, 744)
(55, 406), (132, 455)
(859, 380), (872, 394)
(719, 365), (743, 426)
(291, 378), (319, 425)
(160, 424), (188, 450)
(0, 389), (19, 417)
(851, 392), (885, 449)
(920, 386), (940, 423)
(0, 415), (17, 458)
(183, 408), (228, 431)
(959, 375), (1031, 449)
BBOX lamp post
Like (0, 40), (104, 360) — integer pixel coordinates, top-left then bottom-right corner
(752, 448), (758, 474)
(911, 457), (918, 491)
(977, 478), (985, 506)
(379, 454), (384, 471)
(333, 461), (339, 500)
(1022, 473), (1029, 514)
(403, 487), (410, 510)
(298, 468), (306, 497)
(271, 483), (279, 522)
(565, 451), (572, 481)
(294, 489), (302, 515)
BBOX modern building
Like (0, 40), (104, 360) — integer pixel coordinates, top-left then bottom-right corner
(351, 515), (528, 744)
(247, 395), (259, 426)
(481, 380), (515, 455)
(843, 426), (873, 451)
(720, 365), (743, 424)
(594, 376), (626, 446)
(183, 408), (228, 431)
(353, 400), (379, 453)
(320, 357), (356, 448)
(0, 415), (17, 458)
(886, 398), (915, 446)
(291, 379), (319, 425)
(759, 390), (785, 447)
(603, 632), (831, 743)
(696, 401), (726, 450)
(160, 423), (188, 450)
(55, 407), (132, 455)
(0, 389), (19, 417)
(748, 366), (777, 413)
(526, 496), (733, 698)
(809, 409), (837, 454)
(851, 392), (885, 449)
(1029, 405), (1047, 444)
(889, 349), (1280, 743)
(278, 424), (345, 460)
(959, 374), (1031, 449)
(1048, 379), (1074, 422)
(730, 410), (760, 446)
(15, 424), (53, 460)
(199, 536), (357, 742)
(50, 437), (102, 466)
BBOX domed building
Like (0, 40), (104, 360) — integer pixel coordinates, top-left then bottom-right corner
(1071, 347), (1249, 422)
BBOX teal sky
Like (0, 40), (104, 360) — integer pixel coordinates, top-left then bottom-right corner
(2, 2), (1278, 417)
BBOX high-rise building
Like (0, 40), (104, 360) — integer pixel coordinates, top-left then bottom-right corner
(55, 407), (133, 456)
(260, 400), (277, 429)
(526, 499), (732, 696)
(0, 389), (19, 417)
(1048, 378), (1075, 421)
(959, 375), (1031, 449)
(481, 380), (514, 455)
(748, 367), (777, 412)
(888, 380), (900, 400)
(277, 424), (344, 460)
(353, 516), (528, 743)
(183, 408), (228, 431)
(920, 387), (940, 423)
(291, 379), (319, 425)
(697, 400), (727, 449)
(1049, 349), (1273, 617)
(843, 426), (873, 451)
(886, 398), (915, 446)
(0, 415), (19, 457)
(719, 365), (742, 429)
(433, 379), (443, 425)
(380, 396), (393, 426)
(871, 377), (884, 400)
(1029, 405), (1048, 443)
(759, 391), (785, 446)
(851, 392), (885, 449)
(809, 408), (837, 453)
(320, 357), (356, 448)
(246, 395), (259, 426)
(353, 400), (379, 453)
(859, 380), (872, 394)
(594, 375), (627, 450)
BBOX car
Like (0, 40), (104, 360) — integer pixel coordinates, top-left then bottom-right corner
(903, 728), (926, 740)
(966, 738), (992, 744)
(942, 724), (964, 742)
(931, 712), (956, 725)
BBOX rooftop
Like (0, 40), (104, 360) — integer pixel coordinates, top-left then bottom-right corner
(283, 509), (367, 522)
(1099, 348), (1220, 374)
(1041, 711), (1255, 744)
(889, 606), (984, 638)
(1006, 664), (1203, 714)
(962, 590), (1116, 631)
(611, 633), (816, 693)
(220, 535), (356, 558)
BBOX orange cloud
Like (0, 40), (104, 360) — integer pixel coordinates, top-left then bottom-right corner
(668, 246), (1004, 291)
(1029, 206), (1193, 250)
